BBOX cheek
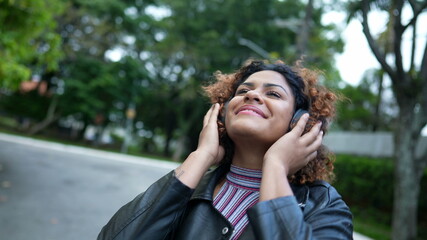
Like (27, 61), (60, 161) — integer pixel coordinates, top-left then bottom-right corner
(274, 105), (294, 130)
(225, 98), (239, 118)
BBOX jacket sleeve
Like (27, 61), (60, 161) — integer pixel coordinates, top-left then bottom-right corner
(246, 185), (353, 240)
(97, 171), (194, 240)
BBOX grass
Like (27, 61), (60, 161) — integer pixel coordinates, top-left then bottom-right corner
(353, 217), (391, 240)
(349, 204), (392, 239)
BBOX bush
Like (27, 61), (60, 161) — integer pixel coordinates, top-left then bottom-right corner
(333, 154), (427, 237)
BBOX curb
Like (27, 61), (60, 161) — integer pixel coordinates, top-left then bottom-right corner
(0, 132), (179, 170)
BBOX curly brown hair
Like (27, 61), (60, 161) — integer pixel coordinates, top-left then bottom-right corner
(203, 59), (338, 184)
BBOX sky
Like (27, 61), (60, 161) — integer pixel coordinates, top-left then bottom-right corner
(326, 8), (427, 86)
(326, 8), (427, 135)
(327, 13), (382, 86)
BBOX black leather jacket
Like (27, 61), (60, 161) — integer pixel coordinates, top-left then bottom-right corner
(98, 164), (353, 240)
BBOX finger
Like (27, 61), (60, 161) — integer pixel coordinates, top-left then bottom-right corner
(300, 121), (322, 146)
(203, 105), (215, 127)
(306, 130), (323, 153)
(208, 103), (220, 125)
(306, 150), (318, 162)
(291, 113), (310, 136)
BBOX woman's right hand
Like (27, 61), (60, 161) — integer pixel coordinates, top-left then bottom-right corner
(175, 103), (225, 189)
(196, 103), (225, 166)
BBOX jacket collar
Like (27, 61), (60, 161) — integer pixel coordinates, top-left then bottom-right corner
(191, 163), (229, 201)
(190, 163), (310, 208)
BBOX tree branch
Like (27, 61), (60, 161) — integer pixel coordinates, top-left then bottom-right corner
(296, 0), (313, 57)
(420, 38), (427, 125)
(419, 32), (427, 81)
(403, 1), (427, 31)
(407, 0), (418, 10)
(393, 1), (405, 81)
(409, 20), (417, 72)
(360, 0), (396, 82)
(416, 146), (427, 179)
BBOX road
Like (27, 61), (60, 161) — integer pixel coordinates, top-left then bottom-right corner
(0, 133), (372, 240)
(0, 133), (178, 240)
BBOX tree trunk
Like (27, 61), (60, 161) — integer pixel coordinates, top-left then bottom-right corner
(372, 71), (383, 132)
(163, 115), (175, 156)
(27, 96), (60, 135)
(357, 1), (427, 239)
(392, 106), (422, 240)
(296, 0), (313, 57)
(172, 135), (187, 162)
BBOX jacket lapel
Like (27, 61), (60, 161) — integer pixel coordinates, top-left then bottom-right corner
(191, 163), (230, 201)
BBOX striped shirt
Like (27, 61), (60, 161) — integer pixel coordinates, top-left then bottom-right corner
(213, 165), (262, 239)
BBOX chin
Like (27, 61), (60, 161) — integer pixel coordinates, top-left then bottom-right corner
(227, 123), (282, 144)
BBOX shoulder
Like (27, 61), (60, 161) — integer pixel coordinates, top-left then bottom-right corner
(292, 180), (347, 210)
(298, 181), (350, 217)
(307, 180), (342, 202)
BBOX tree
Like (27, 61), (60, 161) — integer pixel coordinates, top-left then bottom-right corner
(347, 1), (427, 239)
(0, 0), (64, 89)
(336, 68), (395, 131)
(0, 0), (346, 159)
(139, 0), (345, 158)
(336, 81), (382, 131)
(29, 0), (156, 137)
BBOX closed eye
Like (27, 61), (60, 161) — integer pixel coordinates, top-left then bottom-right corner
(236, 88), (249, 95)
(267, 91), (281, 98)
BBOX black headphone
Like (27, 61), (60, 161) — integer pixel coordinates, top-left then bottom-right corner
(219, 101), (229, 124)
(289, 109), (309, 130)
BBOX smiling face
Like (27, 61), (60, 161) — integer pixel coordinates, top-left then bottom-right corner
(225, 70), (296, 145)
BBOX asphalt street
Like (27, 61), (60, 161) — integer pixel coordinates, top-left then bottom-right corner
(0, 133), (178, 240)
(0, 133), (371, 240)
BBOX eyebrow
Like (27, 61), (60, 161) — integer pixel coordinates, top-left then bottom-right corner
(240, 82), (289, 95)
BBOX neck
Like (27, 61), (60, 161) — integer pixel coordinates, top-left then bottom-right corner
(231, 141), (269, 170)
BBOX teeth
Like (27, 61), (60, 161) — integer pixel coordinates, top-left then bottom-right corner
(242, 109), (260, 114)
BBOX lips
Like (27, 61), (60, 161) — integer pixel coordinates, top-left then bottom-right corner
(236, 105), (267, 118)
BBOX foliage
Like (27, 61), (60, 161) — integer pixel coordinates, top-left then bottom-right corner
(138, 0), (345, 156)
(0, 90), (50, 121)
(51, 0), (157, 129)
(337, 83), (379, 130)
(333, 154), (427, 239)
(0, 0), (346, 157)
(59, 55), (116, 120)
(0, 0), (64, 89)
(336, 70), (396, 131)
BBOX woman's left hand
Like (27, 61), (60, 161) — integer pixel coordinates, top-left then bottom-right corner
(263, 114), (323, 176)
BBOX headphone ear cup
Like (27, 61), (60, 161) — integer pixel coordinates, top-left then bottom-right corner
(220, 101), (229, 124)
(289, 109), (308, 130)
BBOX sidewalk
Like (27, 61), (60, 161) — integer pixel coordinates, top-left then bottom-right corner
(0, 132), (373, 240)
(354, 232), (373, 240)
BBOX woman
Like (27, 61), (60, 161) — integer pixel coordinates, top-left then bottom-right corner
(98, 60), (353, 240)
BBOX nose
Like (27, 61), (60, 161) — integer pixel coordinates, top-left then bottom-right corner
(244, 90), (263, 103)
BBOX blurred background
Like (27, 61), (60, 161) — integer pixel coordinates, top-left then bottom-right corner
(0, 0), (426, 239)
